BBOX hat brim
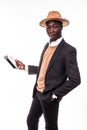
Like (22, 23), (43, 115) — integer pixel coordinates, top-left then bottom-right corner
(39, 18), (69, 27)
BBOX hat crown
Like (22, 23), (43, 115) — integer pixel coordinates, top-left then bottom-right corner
(39, 10), (69, 27)
(47, 11), (62, 19)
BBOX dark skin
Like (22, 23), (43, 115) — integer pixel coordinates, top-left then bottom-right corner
(16, 20), (63, 69)
(46, 20), (63, 42)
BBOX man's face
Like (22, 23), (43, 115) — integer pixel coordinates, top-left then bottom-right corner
(46, 20), (62, 42)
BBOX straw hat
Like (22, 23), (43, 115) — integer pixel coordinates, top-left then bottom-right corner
(39, 11), (69, 27)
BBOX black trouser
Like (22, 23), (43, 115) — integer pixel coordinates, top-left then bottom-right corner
(27, 91), (59, 130)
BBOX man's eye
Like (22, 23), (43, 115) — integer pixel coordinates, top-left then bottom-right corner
(46, 27), (50, 30)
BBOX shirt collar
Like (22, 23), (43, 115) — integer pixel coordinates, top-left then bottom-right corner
(49, 37), (62, 47)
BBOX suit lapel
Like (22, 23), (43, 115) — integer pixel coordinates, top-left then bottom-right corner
(46, 39), (64, 73)
(38, 43), (49, 73)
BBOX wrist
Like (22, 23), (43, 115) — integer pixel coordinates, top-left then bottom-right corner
(25, 65), (28, 72)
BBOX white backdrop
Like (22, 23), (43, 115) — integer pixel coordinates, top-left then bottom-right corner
(0, 0), (87, 130)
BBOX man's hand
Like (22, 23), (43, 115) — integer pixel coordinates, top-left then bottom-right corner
(15, 60), (25, 70)
(51, 93), (57, 101)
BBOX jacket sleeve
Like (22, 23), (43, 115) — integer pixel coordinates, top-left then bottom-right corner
(28, 65), (39, 74)
(54, 47), (81, 98)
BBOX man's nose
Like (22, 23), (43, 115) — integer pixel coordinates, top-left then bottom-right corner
(50, 27), (54, 33)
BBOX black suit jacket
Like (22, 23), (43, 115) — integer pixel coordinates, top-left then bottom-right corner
(28, 39), (81, 99)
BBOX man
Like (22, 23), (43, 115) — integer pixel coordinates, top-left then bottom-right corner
(16, 11), (81, 130)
